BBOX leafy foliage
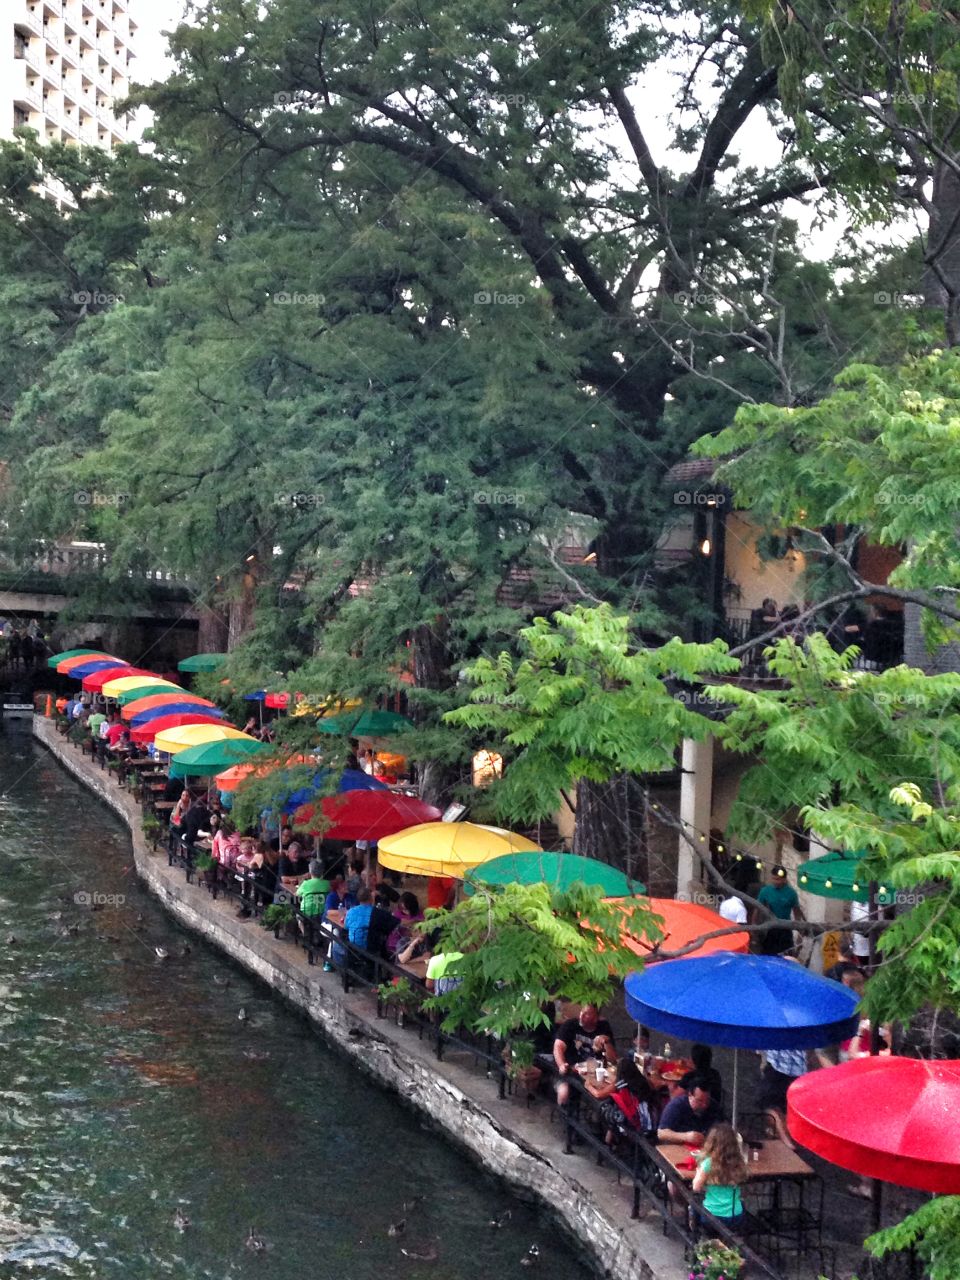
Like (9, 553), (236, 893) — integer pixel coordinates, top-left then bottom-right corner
(446, 603), (739, 822)
(424, 880), (660, 1037)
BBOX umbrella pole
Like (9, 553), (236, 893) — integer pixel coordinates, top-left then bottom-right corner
(733, 1047), (739, 1129)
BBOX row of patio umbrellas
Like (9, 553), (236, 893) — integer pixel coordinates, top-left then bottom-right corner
(51, 654), (956, 1197)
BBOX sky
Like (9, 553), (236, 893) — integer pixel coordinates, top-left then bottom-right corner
(132, 0), (187, 86)
(126, 1), (907, 261)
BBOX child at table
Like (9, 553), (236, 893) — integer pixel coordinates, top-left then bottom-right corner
(692, 1123), (748, 1229)
(585, 1058), (656, 1147)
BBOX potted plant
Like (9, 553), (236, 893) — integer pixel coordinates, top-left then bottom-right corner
(193, 851), (218, 888)
(261, 902), (296, 939)
(377, 977), (421, 1026)
(505, 1039), (542, 1094)
(690, 1238), (745, 1280)
(141, 814), (161, 848)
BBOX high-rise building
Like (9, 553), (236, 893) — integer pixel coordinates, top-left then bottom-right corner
(4, 0), (137, 178)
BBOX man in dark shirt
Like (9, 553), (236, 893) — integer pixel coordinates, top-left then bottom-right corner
(657, 1074), (723, 1143)
(679, 1043), (723, 1104)
(553, 1003), (617, 1106)
(179, 798), (210, 850)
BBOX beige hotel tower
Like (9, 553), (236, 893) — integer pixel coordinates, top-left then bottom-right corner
(5, 0), (137, 196)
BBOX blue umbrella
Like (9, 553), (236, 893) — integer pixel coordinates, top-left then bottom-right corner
(67, 659), (128, 679)
(244, 691), (267, 702)
(130, 702), (228, 726)
(625, 953), (860, 1123)
(281, 766), (388, 814)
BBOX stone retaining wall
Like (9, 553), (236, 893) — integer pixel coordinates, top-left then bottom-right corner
(32, 715), (684, 1280)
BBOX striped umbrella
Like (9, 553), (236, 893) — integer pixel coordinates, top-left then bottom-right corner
(130, 713), (234, 746)
(48, 648), (105, 668)
(117, 685), (189, 710)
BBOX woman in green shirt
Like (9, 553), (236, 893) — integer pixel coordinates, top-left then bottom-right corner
(692, 1123), (748, 1226)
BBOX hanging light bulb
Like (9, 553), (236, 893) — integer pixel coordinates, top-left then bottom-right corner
(824, 878), (833, 889)
(852, 881), (860, 893)
(700, 538), (712, 556)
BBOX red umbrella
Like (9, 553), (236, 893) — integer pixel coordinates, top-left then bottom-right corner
(130, 713), (236, 747)
(787, 1055), (960, 1193)
(294, 791), (441, 842)
(82, 665), (157, 692)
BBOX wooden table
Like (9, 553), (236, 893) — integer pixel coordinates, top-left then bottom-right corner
(659, 1137), (814, 1184)
(397, 955), (429, 983)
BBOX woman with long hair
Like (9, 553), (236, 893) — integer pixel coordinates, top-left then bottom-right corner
(586, 1057), (656, 1146)
(692, 1122), (748, 1227)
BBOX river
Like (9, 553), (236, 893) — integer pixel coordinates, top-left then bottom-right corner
(0, 726), (591, 1279)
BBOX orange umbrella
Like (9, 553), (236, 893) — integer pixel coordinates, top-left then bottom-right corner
(215, 754), (315, 792)
(614, 897), (750, 960)
(121, 692), (218, 721)
(57, 652), (119, 674)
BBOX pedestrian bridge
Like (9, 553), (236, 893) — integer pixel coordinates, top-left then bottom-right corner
(0, 543), (199, 624)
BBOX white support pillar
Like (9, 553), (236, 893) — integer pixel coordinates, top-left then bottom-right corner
(677, 736), (714, 899)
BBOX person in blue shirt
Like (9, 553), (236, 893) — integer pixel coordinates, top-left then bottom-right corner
(344, 888), (375, 949)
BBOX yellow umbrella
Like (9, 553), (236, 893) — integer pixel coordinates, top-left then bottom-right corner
(377, 822), (541, 878)
(154, 723), (255, 755)
(102, 675), (181, 698)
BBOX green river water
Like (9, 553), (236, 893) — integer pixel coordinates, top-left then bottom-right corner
(0, 727), (592, 1279)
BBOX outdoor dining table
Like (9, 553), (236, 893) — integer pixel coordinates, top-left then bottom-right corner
(659, 1137), (813, 1182)
(659, 1137), (819, 1259)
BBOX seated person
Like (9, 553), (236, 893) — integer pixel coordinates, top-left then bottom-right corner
(692, 1122), (748, 1229)
(386, 891), (424, 958)
(679, 1044), (723, 1104)
(396, 924), (439, 969)
(553, 1003), (617, 1106)
(625, 1025), (652, 1068)
(657, 1074), (723, 1143)
(425, 948), (465, 995)
(586, 1057), (656, 1146)
(296, 860), (331, 919)
(279, 839), (310, 892)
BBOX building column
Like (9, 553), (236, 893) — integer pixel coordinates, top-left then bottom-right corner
(677, 736), (714, 898)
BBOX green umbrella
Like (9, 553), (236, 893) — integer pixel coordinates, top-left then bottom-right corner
(116, 683), (187, 705)
(168, 738), (270, 778)
(464, 851), (645, 897)
(47, 648), (102, 668)
(316, 708), (413, 736)
(798, 849), (896, 906)
(178, 652), (228, 673)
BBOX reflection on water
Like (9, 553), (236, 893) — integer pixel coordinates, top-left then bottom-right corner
(0, 727), (591, 1279)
